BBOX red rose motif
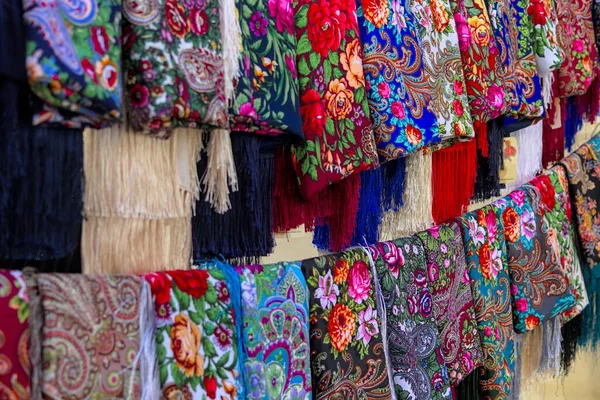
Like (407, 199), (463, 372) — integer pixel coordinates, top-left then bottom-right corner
(129, 83), (150, 108)
(204, 375), (217, 399)
(91, 26), (109, 55)
(527, 0), (547, 26)
(190, 8), (209, 35)
(167, 269), (210, 298)
(525, 314), (540, 330)
(515, 298), (528, 313)
(145, 273), (172, 305)
(307, 0), (348, 57)
(122, 25), (136, 51)
(165, 0), (190, 37)
(453, 99), (464, 116)
(300, 89), (326, 136)
(531, 174), (556, 211)
(391, 101), (405, 119)
(347, 260), (371, 304)
(81, 58), (98, 84)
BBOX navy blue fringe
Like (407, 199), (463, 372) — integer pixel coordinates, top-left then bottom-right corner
(352, 168), (383, 246)
(312, 219), (330, 251)
(382, 158), (406, 212)
(564, 97), (583, 152)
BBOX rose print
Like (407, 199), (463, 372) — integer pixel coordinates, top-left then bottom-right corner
(347, 260), (371, 304)
(171, 313), (205, 377)
(328, 303), (357, 352)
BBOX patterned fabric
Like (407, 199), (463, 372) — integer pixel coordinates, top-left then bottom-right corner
(561, 143), (600, 269)
(302, 248), (392, 399)
(459, 208), (515, 399)
(291, 0), (379, 199)
(369, 237), (451, 399)
(238, 262), (312, 399)
(123, 0), (226, 136)
(556, 0), (599, 97)
(357, 0), (439, 161)
(492, 188), (575, 333)
(231, 0), (303, 139)
(530, 168), (590, 323)
(528, 0), (564, 75)
(416, 222), (483, 387)
(23, 0), (122, 127)
(38, 274), (141, 399)
(145, 269), (240, 399)
(0, 271), (30, 400)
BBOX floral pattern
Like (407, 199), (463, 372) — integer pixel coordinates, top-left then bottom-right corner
(416, 222), (483, 387)
(123, 0), (226, 136)
(492, 188), (575, 333)
(291, 0), (379, 199)
(237, 262), (312, 399)
(368, 237), (451, 400)
(0, 271), (30, 400)
(302, 248), (392, 399)
(23, 0), (122, 128)
(38, 274), (141, 399)
(145, 269), (240, 400)
(556, 0), (599, 97)
(528, 0), (564, 75)
(459, 208), (515, 399)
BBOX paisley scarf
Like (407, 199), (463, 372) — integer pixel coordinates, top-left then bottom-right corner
(0, 270), (30, 399)
(556, 0), (599, 97)
(459, 207), (515, 399)
(291, 0), (379, 200)
(144, 268), (242, 399)
(301, 248), (392, 399)
(492, 188), (575, 333)
(23, 0), (122, 127)
(368, 237), (451, 399)
(416, 222), (483, 387)
(238, 262), (312, 399)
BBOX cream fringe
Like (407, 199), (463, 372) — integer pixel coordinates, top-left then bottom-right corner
(219, 0), (241, 104)
(380, 152), (433, 240)
(541, 73), (554, 111)
(510, 122), (543, 189)
(201, 129), (238, 214)
(138, 281), (160, 400)
(520, 327), (544, 391)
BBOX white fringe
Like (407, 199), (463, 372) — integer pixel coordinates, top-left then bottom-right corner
(201, 129), (238, 214)
(510, 122), (543, 189)
(541, 73), (554, 111)
(139, 281), (160, 400)
(380, 152), (433, 240)
(219, 0), (241, 105)
(539, 317), (563, 378)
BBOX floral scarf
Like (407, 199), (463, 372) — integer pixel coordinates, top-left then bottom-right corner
(302, 248), (391, 399)
(528, 0), (564, 76)
(416, 222), (483, 387)
(459, 208), (515, 399)
(0, 270), (30, 399)
(23, 0), (122, 127)
(145, 269), (241, 399)
(37, 274), (141, 399)
(556, 0), (599, 97)
(291, 0), (379, 199)
(357, 0), (440, 161)
(238, 262), (312, 399)
(492, 188), (575, 333)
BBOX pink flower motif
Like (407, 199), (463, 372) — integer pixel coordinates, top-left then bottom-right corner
(484, 326), (492, 337)
(314, 270), (339, 310)
(573, 39), (584, 53)
(432, 372), (444, 391)
(490, 247), (502, 278)
(347, 260), (372, 304)
(285, 54), (296, 79)
(268, 0), (294, 34)
(239, 102), (258, 119)
(455, 13), (471, 51)
(408, 295), (417, 315)
(468, 218), (485, 246)
(378, 242), (404, 278)
(378, 81), (391, 99)
(511, 284), (518, 296)
(521, 209), (536, 240)
(487, 84), (505, 112)
(355, 305), (379, 346)
(585, 75), (592, 89)
(440, 243), (448, 254)
(454, 80), (464, 95)
(515, 298), (528, 313)
(463, 269), (470, 284)
(428, 225), (441, 239)
(494, 326), (500, 340)
(486, 209), (497, 241)
(462, 352), (474, 371)
(509, 190), (525, 207)
(428, 262), (439, 283)
(391, 101), (405, 119)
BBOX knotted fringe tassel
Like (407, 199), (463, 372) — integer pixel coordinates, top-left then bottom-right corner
(561, 313), (583, 375)
(542, 97), (565, 168)
(539, 317), (563, 378)
(511, 122), (543, 188)
(23, 268), (42, 400)
(431, 140), (477, 225)
(201, 129), (239, 214)
(138, 280), (160, 400)
(352, 169), (384, 246)
(474, 118), (504, 201)
(455, 369), (481, 400)
(541, 72), (554, 110)
(381, 152), (433, 240)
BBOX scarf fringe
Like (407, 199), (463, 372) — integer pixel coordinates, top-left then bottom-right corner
(455, 369), (481, 400)
(23, 268), (42, 400)
(473, 119), (504, 201)
(352, 169), (384, 246)
(138, 280), (160, 400)
(382, 158), (407, 212)
(219, 0), (241, 104)
(319, 174), (362, 251)
(201, 129), (239, 214)
(561, 313), (583, 375)
(520, 326), (543, 390)
(541, 72), (554, 110)
(539, 317), (563, 378)
(509, 333), (523, 400)
(564, 97), (583, 151)
(512, 122), (543, 188)
(542, 98), (565, 168)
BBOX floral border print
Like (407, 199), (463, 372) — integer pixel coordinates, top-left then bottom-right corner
(301, 248), (392, 399)
(528, 0), (565, 76)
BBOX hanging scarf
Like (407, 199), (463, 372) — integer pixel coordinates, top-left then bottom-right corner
(357, 0), (440, 161)
(473, 118), (505, 202)
(459, 207), (515, 399)
(367, 237), (451, 399)
(237, 262), (312, 399)
(556, 0), (599, 97)
(33, 274), (142, 399)
(492, 188), (575, 333)
(542, 74), (565, 168)
(416, 222), (483, 387)
(301, 248), (392, 399)
(22, 0), (122, 127)
(0, 270), (30, 399)
(291, 0), (379, 200)
(144, 268), (243, 399)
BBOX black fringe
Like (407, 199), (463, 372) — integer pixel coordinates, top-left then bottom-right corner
(473, 118), (505, 201)
(455, 369), (481, 400)
(561, 313), (583, 375)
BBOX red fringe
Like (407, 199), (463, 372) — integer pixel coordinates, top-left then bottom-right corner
(575, 76), (600, 123)
(432, 139), (478, 225)
(542, 98), (565, 168)
(475, 121), (488, 157)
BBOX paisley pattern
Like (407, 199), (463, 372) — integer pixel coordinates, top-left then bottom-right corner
(144, 269), (240, 399)
(123, 0), (226, 136)
(23, 0), (122, 127)
(302, 248), (392, 399)
(492, 188), (575, 333)
(459, 208), (515, 399)
(38, 274), (141, 399)
(368, 237), (451, 400)
(528, 0), (564, 75)
(357, 0), (440, 161)
(238, 262), (312, 400)
(416, 222), (483, 387)
(0, 271), (30, 400)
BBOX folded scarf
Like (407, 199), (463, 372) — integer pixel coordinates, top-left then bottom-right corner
(144, 267), (243, 399)
(368, 237), (451, 399)
(301, 248), (392, 399)
(291, 0), (379, 199)
(492, 188), (575, 333)
(23, 0), (122, 127)
(0, 270), (30, 399)
(237, 261), (312, 399)
(416, 222), (483, 387)
(556, 0), (599, 97)
(357, 1), (440, 161)
(459, 207), (515, 399)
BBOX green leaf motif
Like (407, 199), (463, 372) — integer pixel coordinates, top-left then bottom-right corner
(295, 4), (309, 28)
(207, 307), (221, 321)
(309, 51), (321, 69)
(297, 34), (312, 55)
(202, 336), (218, 358)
